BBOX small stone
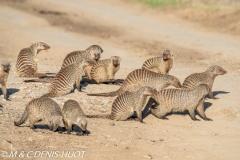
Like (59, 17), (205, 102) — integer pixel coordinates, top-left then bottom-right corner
(159, 138), (164, 141)
(28, 137), (33, 142)
(109, 121), (115, 126)
(143, 154), (153, 159)
(151, 140), (156, 142)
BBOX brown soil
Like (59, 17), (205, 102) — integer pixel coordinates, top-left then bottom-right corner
(0, 0), (240, 160)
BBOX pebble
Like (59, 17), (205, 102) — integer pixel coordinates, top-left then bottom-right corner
(159, 138), (164, 141)
(109, 121), (115, 126)
(143, 155), (153, 159)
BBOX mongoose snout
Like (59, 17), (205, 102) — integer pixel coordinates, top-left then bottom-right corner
(162, 50), (173, 61)
(182, 65), (227, 99)
(36, 42), (50, 51)
(1, 62), (11, 72)
(174, 81), (182, 88)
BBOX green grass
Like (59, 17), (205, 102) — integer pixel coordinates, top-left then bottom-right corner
(192, 3), (233, 10)
(137, 0), (189, 8)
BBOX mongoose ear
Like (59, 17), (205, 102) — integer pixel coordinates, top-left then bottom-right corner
(118, 57), (121, 62)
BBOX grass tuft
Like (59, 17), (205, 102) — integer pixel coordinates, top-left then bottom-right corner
(137, 0), (189, 8)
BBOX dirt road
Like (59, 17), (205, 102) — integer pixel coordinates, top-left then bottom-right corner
(0, 0), (239, 159)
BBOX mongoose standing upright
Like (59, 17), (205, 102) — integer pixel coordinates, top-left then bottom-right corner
(0, 61), (11, 100)
(23, 45), (103, 83)
(150, 84), (212, 121)
(84, 56), (121, 84)
(142, 50), (173, 74)
(87, 69), (181, 97)
(182, 65), (227, 99)
(14, 97), (64, 131)
(41, 59), (94, 98)
(15, 42), (50, 78)
(87, 87), (156, 122)
(62, 100), (88, 135)
(61, 45), (103, 69)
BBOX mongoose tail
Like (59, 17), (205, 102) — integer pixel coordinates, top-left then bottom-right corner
(86, 114), (111, 119)
(87, 87), (124, 97)
(41, 92), (55, 98)
(14, 108), (29, 126)
(23, 76), (55, 83)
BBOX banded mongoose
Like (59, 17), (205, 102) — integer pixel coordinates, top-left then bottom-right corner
(0, 61), (11, 100)
(61, 45), (103, 69)
(41, 59), (94, 98)
(15, 42), (50, 78)
(62, 100), (88, 135)
(150, 84), (212, 121)
(142, 50), (173, 74)
(14, 97), (64, 131)
(182, 65), (227, 99)
(23, 45), (103, 83)
(87, 87), (156, 122)
(84, 56), (121, 84)
(87, 69), (181, 97)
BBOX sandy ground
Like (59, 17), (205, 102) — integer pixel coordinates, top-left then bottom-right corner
(0, 0), (240, 159)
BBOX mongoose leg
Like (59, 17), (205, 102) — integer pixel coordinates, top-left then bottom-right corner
(75, 76), (81, 92)
(196, 99), (212, 121)
(1, 84), (7, 100)
(208, 89), (217, 99)
(136, 109), (143, 123)
(188, 109), (200, 121)
(29, 119), (37, 129)
(63, 120), (71, 133)
(66, 123), (72, 134)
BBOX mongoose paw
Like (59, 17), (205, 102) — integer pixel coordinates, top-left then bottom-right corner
(193, 118), (200, 121)
(139, 121), (146, 124)
(212, 97), (219, 100)
(67, 131), (71, 134)
(161, 117), (169, 120)
(58, 131), (63, 134)
(77, 132), (84, 136)
(205, 118), (213, 121)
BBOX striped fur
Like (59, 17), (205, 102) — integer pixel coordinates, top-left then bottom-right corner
(87, 69), (181, 97)
(41, 59), (94, 98)
(182, 65), (227, 99)
(142, 50), (173, 74)
(0, 61), (11, 100)
(15, 42), (50, 78)
(14, 97), (63, 131)
(62, 100), (87, 134)
(85, 56), (120, 83)
(61, 45), (103, 69)
(87, 87), (156, 122)
(151, 84), (212, 121)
